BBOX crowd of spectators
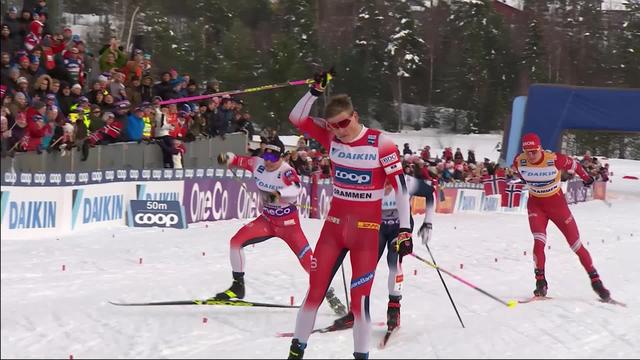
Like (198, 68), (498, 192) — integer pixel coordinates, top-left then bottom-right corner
(400, 143), (611, 186)
(1, 2), (255, 168)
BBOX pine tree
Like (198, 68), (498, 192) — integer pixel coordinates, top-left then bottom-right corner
(383, 0), (426, 131)
(521, 17), (549, 83)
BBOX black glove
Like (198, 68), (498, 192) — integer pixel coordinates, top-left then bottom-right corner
(583, 176), (595, 187)
(217, 152), (228, 165)
(309, 68), (335, 97)
(393, 228), (413, 261)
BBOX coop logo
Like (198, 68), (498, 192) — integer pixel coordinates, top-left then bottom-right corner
(49, 173), (62, 185)
(65, 173), (76, 185)
(196, 169), (204, 177)
(4, 172), (17, 184)
(185, 169), (194, 178)
(141, 169), (151, 179)
(351, 271), (374, 289)
(78, 172), (89, 183)
(128, 200), (186, 229)
(91, 171), (103, 182)
(163, 169), (173, 179)
(334, 166), (372, 185)
(20, 173), (32, 185)
(134, 212), (178, 227)
(2, 191), (57, 229)
(174, 169), (184, 179)
(104, 170), (115, 181)
(34, 173), (46, 185)
(71, 189), (124, 229)
(152, 170), (162, 180)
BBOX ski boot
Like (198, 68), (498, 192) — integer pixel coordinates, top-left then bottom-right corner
(533, 269), (548, 297)
(331, 311), (354, 330)
(387, 296), (401, 330)
(212, 271), (245, 300)
(325, 287), (347, 316)
(353, 352), (369, 359)
(288, 339), (306, 359)
(588, 271), (611, 301)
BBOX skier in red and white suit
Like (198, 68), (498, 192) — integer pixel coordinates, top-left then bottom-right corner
(512, 132), (611, 301)
(286, 71), (413, 360)
(212, 141), (313, 301)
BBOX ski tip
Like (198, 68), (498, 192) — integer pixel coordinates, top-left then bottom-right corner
(599, 298), (627, 307)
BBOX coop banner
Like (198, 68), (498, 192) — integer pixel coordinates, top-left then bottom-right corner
(128, 200), (187, 229)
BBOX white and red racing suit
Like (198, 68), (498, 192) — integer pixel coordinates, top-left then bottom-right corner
(288, 91), (411, 354)
(226, 154), (312, 274)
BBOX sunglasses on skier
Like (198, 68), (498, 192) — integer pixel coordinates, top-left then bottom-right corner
(327, 112), (354, 130)
(261, 150), (280, 162)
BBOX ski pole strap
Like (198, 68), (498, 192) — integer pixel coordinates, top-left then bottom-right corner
(410, 253), (513, 308)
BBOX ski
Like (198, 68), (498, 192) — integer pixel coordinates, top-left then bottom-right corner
(518, 296), (553, 304)
(276, 321), (386, 337)
(599, 298), (627, 307)
(109, 298), (300, 308)
(378, 327), (399, 349)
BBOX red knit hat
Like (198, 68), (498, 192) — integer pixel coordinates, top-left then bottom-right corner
(521, 132), (542, 151)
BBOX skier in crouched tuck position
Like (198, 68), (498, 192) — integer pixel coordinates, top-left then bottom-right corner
(212, 139), (346, 315)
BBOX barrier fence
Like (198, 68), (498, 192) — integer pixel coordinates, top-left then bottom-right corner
(1, 169), (605, 240)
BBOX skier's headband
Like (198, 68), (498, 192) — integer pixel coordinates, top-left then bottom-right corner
(264, 144), (282, 154)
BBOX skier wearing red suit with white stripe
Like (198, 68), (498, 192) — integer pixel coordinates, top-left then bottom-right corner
(512, 132), (611, 301)
(286, 71), (413, 360)
(212, 141), (346, 314)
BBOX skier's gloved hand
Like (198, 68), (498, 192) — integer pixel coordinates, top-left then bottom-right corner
(394, 228), (413, 261)
(583, 176), (595, 187)
(418, 222), (433, 247)
(309, 68), (334, 97)
(267, 191), (281, 203)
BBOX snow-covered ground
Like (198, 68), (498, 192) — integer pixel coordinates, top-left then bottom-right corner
(2, 155), (639, 358)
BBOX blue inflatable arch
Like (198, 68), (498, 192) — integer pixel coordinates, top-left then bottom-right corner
(503, 84), (640, 165)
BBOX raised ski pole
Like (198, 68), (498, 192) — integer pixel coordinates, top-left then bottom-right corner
(423, 244), (465, 328)
(410, 253), (517, 308)
(158, 78), (313, 106)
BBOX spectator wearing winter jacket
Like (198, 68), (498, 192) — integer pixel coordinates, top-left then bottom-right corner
(125, 107), (145, 142)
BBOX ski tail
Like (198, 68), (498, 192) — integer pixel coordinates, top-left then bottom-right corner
(109, 299), (299, 308)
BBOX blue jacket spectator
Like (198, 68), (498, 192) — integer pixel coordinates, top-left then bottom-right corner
(125, 108), (145, 141)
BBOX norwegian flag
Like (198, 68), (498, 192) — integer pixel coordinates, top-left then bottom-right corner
(481, 169), (506, 196)
(501, 183), (525, 208)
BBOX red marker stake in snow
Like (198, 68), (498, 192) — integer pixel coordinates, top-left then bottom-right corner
(494, 257), (498, 263)
(523, 250), (527, 256)
(69, 355), (73, 360)
(413, 269), (417, 276)
(460, 263), (464, 269)
(62, 264), (66, 271)
(202, 251), (206, 256)
(203, 317), (208, 323)
(290, 296), (294, 306)
(139, 257), (143, 265)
